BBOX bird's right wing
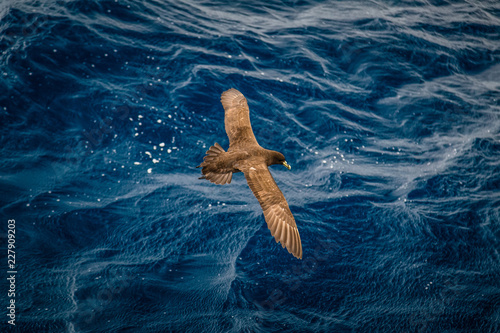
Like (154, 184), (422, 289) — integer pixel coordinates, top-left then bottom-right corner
(241, 162), (302, 259)
(221, 88), (259, 148)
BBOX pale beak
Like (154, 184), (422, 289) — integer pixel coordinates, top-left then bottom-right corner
(283, 161), (291, 170)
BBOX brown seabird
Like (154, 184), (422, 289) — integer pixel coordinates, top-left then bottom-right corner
(197, 88), (303, 259)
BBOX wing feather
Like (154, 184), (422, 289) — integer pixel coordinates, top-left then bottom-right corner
(290, 229), (297, 255)
(282, 224), (289, 248)
(270, 215), (279, 236)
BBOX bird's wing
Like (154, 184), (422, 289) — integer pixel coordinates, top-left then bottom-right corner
(240, 161), (302, 259)
(221, 88), (259, 148)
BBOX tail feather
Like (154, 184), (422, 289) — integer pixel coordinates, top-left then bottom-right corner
(197, 143), (233, 185)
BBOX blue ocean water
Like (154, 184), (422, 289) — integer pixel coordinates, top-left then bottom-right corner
(1, 0), (499, 332)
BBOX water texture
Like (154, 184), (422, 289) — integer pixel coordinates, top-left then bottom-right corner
(1, 0), (499, 332)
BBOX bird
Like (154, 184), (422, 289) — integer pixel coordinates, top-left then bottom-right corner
(197, 88), (302, 259)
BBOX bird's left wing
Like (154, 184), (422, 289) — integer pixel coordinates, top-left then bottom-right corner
(221, 88), (259, 149)
(241, 162), (302, 259)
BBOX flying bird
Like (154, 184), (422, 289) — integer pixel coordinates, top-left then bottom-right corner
(197, 88), (302, 259)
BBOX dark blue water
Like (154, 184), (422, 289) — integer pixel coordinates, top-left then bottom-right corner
(1, 0), (499, 332)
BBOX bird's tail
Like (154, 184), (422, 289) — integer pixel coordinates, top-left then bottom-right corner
(197, 143), (233, 184)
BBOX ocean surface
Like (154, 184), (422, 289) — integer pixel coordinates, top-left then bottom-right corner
(1, 0), (499, 332)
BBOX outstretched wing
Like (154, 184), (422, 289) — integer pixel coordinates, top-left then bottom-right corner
(220, 88), (259, 148)
(242, 162), (302, 259)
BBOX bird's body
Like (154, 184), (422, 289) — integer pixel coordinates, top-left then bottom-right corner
(197, 88), (302, 259)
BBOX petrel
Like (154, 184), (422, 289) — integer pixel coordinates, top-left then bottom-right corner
(198, 88), (302, 259)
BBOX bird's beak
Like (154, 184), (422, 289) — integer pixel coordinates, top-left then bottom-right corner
(283, 161), (291, 170)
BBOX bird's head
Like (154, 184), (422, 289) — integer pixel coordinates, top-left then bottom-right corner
(269, 151), (291, 170)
